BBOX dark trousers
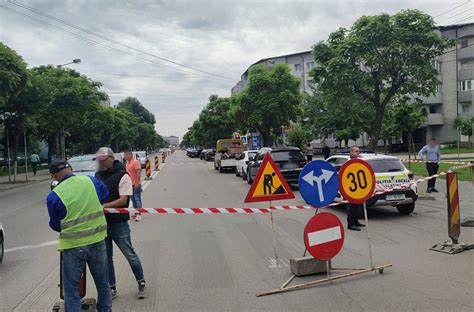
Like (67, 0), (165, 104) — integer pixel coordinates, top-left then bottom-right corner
(32, 162), (38, 175)
(347, 203), (362, 227)
(426, 163), (439, 190)
(307, 155), (313, 162)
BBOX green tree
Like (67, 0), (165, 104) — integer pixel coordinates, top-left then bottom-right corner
(237, 64), (302, 146)
(288, 126), (311, 150)
(453, 117), (474, 138)
(117, 97), (156, 125)
(303, 92), (372, 146)
(0, 42), (28, 109)
(392, 102), (428, 158)
(310, 9), (454, 148)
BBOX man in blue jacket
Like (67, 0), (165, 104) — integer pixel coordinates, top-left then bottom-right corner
(46, 160), (112, 312)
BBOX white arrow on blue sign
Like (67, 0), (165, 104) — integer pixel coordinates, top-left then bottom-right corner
(298, 160), (339, 208)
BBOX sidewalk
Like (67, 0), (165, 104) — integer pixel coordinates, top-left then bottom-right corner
(0, 169), (51, 192)
(396, 152), (474, 161)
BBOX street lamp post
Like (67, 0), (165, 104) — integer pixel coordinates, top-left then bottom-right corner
(57, 59), (81, 160)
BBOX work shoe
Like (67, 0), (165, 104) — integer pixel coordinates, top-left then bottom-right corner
(111, 288), (118, 300)
(355, 222), (365, 227)
(431, 188), (439, 193)
(427, 188), (432, 193)
(348, 225), (361, 231)
(137, 281), (147, 299)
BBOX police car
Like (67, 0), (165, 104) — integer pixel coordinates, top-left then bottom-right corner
(327, 153), (418, 214)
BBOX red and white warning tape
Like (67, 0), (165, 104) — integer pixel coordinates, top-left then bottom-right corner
(104, 164), (473, 214)
(104, 206), (314, 214)
(399, 158), (470, 165)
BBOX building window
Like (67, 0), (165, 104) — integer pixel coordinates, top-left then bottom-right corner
(306, 61), (315, 70)
(460, 79), (474, 91)
(429, 106), (436, 114)
(294, 64), (301, 72)
(460, 40), (468, 48)
(462, 103), (471, 113)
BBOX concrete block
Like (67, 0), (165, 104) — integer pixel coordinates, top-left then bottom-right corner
(290, 256), (330, 276)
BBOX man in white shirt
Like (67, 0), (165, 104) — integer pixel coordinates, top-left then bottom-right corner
(94, 147), (147, 300)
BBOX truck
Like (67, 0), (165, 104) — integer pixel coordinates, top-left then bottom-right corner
(214, 139), (246, 173)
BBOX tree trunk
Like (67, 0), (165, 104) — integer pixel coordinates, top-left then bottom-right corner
(368, 107), (385, 149)
(261, 130), (271, 147)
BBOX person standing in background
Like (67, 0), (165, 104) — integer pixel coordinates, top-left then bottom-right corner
(124, 149), (143, 221)
(418, 138), (441, 193)
(346, 146), (366, 231)
(305, 143), (314, 162)
(322, 144), (331, 160)
(30, 153), (40, 176)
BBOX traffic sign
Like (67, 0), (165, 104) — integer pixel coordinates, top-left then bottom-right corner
(298, 160), (339, 208)
(338, 159), (375, 204)
(304, 212), (345, 261)
(244, 153), (295, 203)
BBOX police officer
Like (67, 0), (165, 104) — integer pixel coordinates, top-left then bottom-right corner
(347, 146), (366, 231)
(46, 160), (112, 312)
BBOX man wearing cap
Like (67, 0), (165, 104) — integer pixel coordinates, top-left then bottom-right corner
(94, 147), (147, 300)
(46, 160), (112, 312)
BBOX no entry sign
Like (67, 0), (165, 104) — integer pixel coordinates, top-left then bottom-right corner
(304, 212), (345, 261)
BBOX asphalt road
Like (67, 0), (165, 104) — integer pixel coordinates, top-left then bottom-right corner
(0, 150), (473, 311)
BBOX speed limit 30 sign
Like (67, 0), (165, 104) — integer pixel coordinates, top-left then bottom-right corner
(339, 159), (376, 204)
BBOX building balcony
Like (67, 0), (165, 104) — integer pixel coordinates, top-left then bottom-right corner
(458, 90), (473, 102)
(426, 113), (444, 126)
(458, 25), (474, 38)
(458, 46), (474, 60)
(421, 92), (443, 104)
(459, 68), (474, 81)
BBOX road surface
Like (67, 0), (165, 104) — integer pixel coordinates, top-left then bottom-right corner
(0, 150), (473, 311)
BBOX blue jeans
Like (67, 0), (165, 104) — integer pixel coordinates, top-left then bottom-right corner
(132, 185), (143, 208)
(105, 221), (145, 288)
(62, 240), (112, 312)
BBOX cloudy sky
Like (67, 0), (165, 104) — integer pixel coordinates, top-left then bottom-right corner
(1, 0), (472, 140)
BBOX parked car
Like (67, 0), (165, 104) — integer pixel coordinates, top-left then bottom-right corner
(132, 151), (147, 168)
(0, 222), (4, 264)
(326, 153), (418, 215)
(187, 149), (202, 158)
(247, 147), (307, 185)
(200, 149), (215, 161)
(214, 139), (246, 173)
(235, 150), (258, 180)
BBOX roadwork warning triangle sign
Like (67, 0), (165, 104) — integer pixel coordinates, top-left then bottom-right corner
(244, 153), (295, 203)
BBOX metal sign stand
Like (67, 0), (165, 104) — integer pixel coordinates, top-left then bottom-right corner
(256, 205), (392, 297)
(430, 171), (474, 254)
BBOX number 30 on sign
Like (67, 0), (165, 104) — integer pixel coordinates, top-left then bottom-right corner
(338, 159), (376, 204)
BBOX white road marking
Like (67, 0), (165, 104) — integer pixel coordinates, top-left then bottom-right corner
(5, 239), (58, 253)
(307, 226), (342, 246)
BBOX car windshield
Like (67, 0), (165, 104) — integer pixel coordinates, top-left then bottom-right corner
(271, 150), (304, 161)
(69, 159), (97, 172)
(366, 159), (405, 173)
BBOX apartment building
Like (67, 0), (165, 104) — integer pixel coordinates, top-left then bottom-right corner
(164, 135), (179, 147)
(423, 23), (474, 145)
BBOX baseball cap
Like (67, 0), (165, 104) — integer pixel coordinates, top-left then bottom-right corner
(94, 147), (114, 161)
(48, 160), (71, 174)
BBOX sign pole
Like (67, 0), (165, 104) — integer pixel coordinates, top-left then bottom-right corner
(269, 200), (282, 287)
(363, 202), (374, 269)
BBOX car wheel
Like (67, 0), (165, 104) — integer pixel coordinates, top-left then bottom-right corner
(396, 203), (415, 215)
(247, 171), (253, 185)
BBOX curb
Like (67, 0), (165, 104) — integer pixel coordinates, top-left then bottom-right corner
(0, 175), (51, 193)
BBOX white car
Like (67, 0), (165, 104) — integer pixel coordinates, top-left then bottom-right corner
(235, 150), (258, 180)
(132, 151), (147, 168)
(0, 223), (4, 263)
(327, 153), (418, 215)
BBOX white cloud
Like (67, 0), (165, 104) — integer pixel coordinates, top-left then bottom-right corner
(0, 0), (466, 140)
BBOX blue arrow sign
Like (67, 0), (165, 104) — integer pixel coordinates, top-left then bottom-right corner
(298, 160), (339, 208)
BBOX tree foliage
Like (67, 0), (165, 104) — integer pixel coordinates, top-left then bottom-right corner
(310, 9), (454, 148)
(117, 97), (156, 125)
(0, 42), (28, 109)
(288, 126), (311, 150)
(453, 117), (474, 138)
(236, 64), (302, 146)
